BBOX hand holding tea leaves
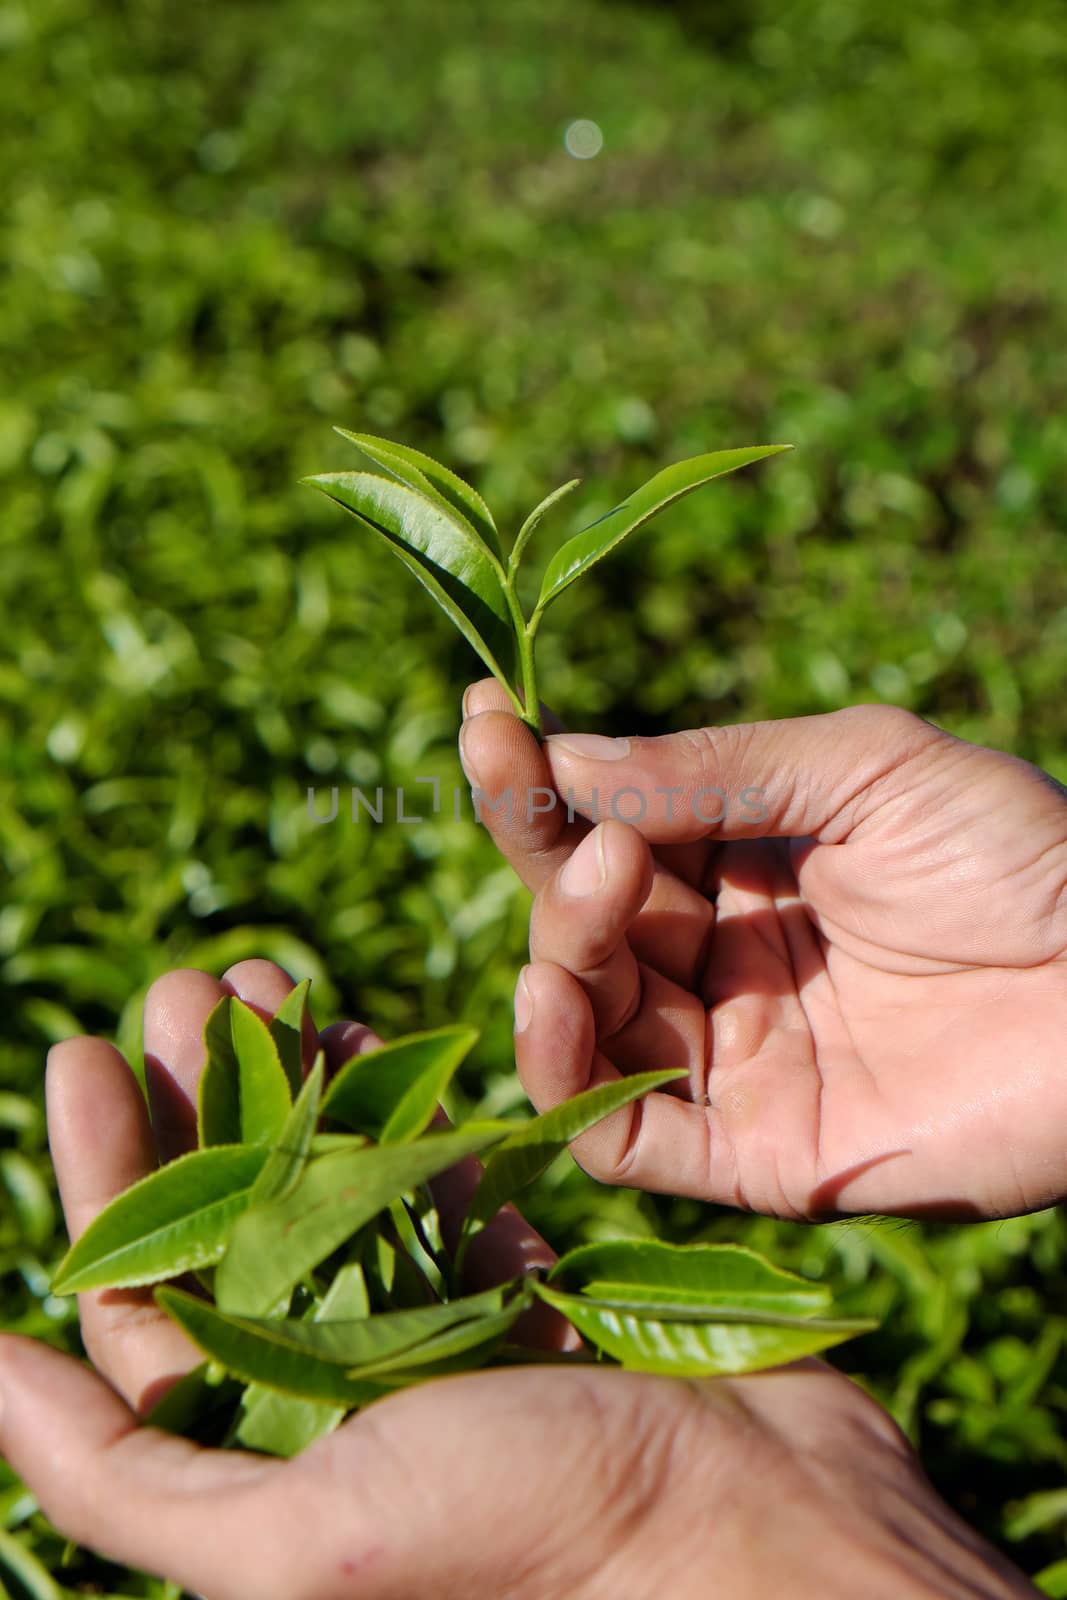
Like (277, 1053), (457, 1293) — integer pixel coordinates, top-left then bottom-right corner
(0, 961), (1036, 1600)
(461, 686), (1067, 1222)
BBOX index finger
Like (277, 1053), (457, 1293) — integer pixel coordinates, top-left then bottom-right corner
(459, 687), (589, 893)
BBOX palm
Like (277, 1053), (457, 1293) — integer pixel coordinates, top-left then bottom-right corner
(461, 688), (1067, 1220)
(644, 818), (1067, 1219)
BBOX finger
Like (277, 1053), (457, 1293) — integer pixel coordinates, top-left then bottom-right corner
(515, 962), (721, 1201)
(530, 820), (652, 1037)
(319, 1018), (384, 1076)
(463, 706), (716, 991)
(459, 707), (589, 891)
(0, 1335), (283, 1600)
(221, 957), (319, 1074)
(544, 704), (946, 843)
(462, 676), (566, 734)
(598, 961), (707, 1105)
(47, 1039), (201, 1411)
(530, 823), (707, 1095)
(143, 967), (226, 1162)
(626, 864), (717, 992)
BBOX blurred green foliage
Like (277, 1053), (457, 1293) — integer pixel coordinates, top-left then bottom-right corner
(3, 0), (1067, 1590)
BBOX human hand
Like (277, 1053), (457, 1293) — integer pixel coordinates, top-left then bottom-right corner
(460, 684), (1067, 1221)
(0, 965), (1038, 1598)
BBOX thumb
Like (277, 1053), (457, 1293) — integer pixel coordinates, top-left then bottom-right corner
(0, 1334), (281, 1600)
(545, 704), (946, 843)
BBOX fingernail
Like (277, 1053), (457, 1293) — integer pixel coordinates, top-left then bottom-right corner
(559, 825), (606, 897)
(458, 722), (479, 786)
(514, 968), (534, 1033)
(461, 685), (473, 719)
(547, 733), (630, 761)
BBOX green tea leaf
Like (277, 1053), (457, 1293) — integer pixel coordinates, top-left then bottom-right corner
(303, 472), (516, 693)
(310, 1132), (370, 1156)
(348, 1297), (530, 1382)
(387, 1195), (445, 1298)
(533, 1282), (875, 1376)
(235, 1385), (344, 1459)
(335, 428), (502, 561)
(158, 1284), (515, 1405)
(52, 1145), (269, 1294)
(549, 1240), (833, 1317)
(269, 977), (311, 1099)
(215, 1123), (512, 1316)
(248, 1052), (325, 1205)
(236, 1261), (370, 1457)
(156, 1288), (386, 1407)
(509, 477), (581, 573)
(198, 997), (292, 1148)
(536, 446), (791, 611)
(463, 1069), (684, 1239)
(321, 1025), (479, 1142)
(318, 1259), (372, 1320)
(304, 1284), (511, 1364)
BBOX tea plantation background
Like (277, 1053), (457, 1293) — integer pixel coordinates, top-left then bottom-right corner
(4, 0), (1067, 1591)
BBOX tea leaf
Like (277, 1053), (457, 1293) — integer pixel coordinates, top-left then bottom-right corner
(215, 1122), (512, 1316)
(158, 1284), (515, 1404)
(156, 1288), (387, 1406)
(533, 1282), (875, 1376)
(52, 1145), (269, 1294)
(248, 1052), (325, 1206)
(310, 1132), (370, 1156)
(303, 472), (516, 694)
(536, 446), (791, 611)
(463, 1069), (684, 1241)
(321, 1025), (479, 1142)
(236, 1260), (370, 1457)
(348, 1296), (530, 1382)
(234, 1385), (344, 1458)
(549, 1240), (833, 1317)
(335, 428), (502, 561)
(509, 477), (581, 574)
(198, 997), (292, 1148)
(268, 977), (312, 1099)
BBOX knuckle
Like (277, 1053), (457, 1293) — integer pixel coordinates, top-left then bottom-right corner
(678, 723), (753, 783)
(835, 702), (939, 756)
